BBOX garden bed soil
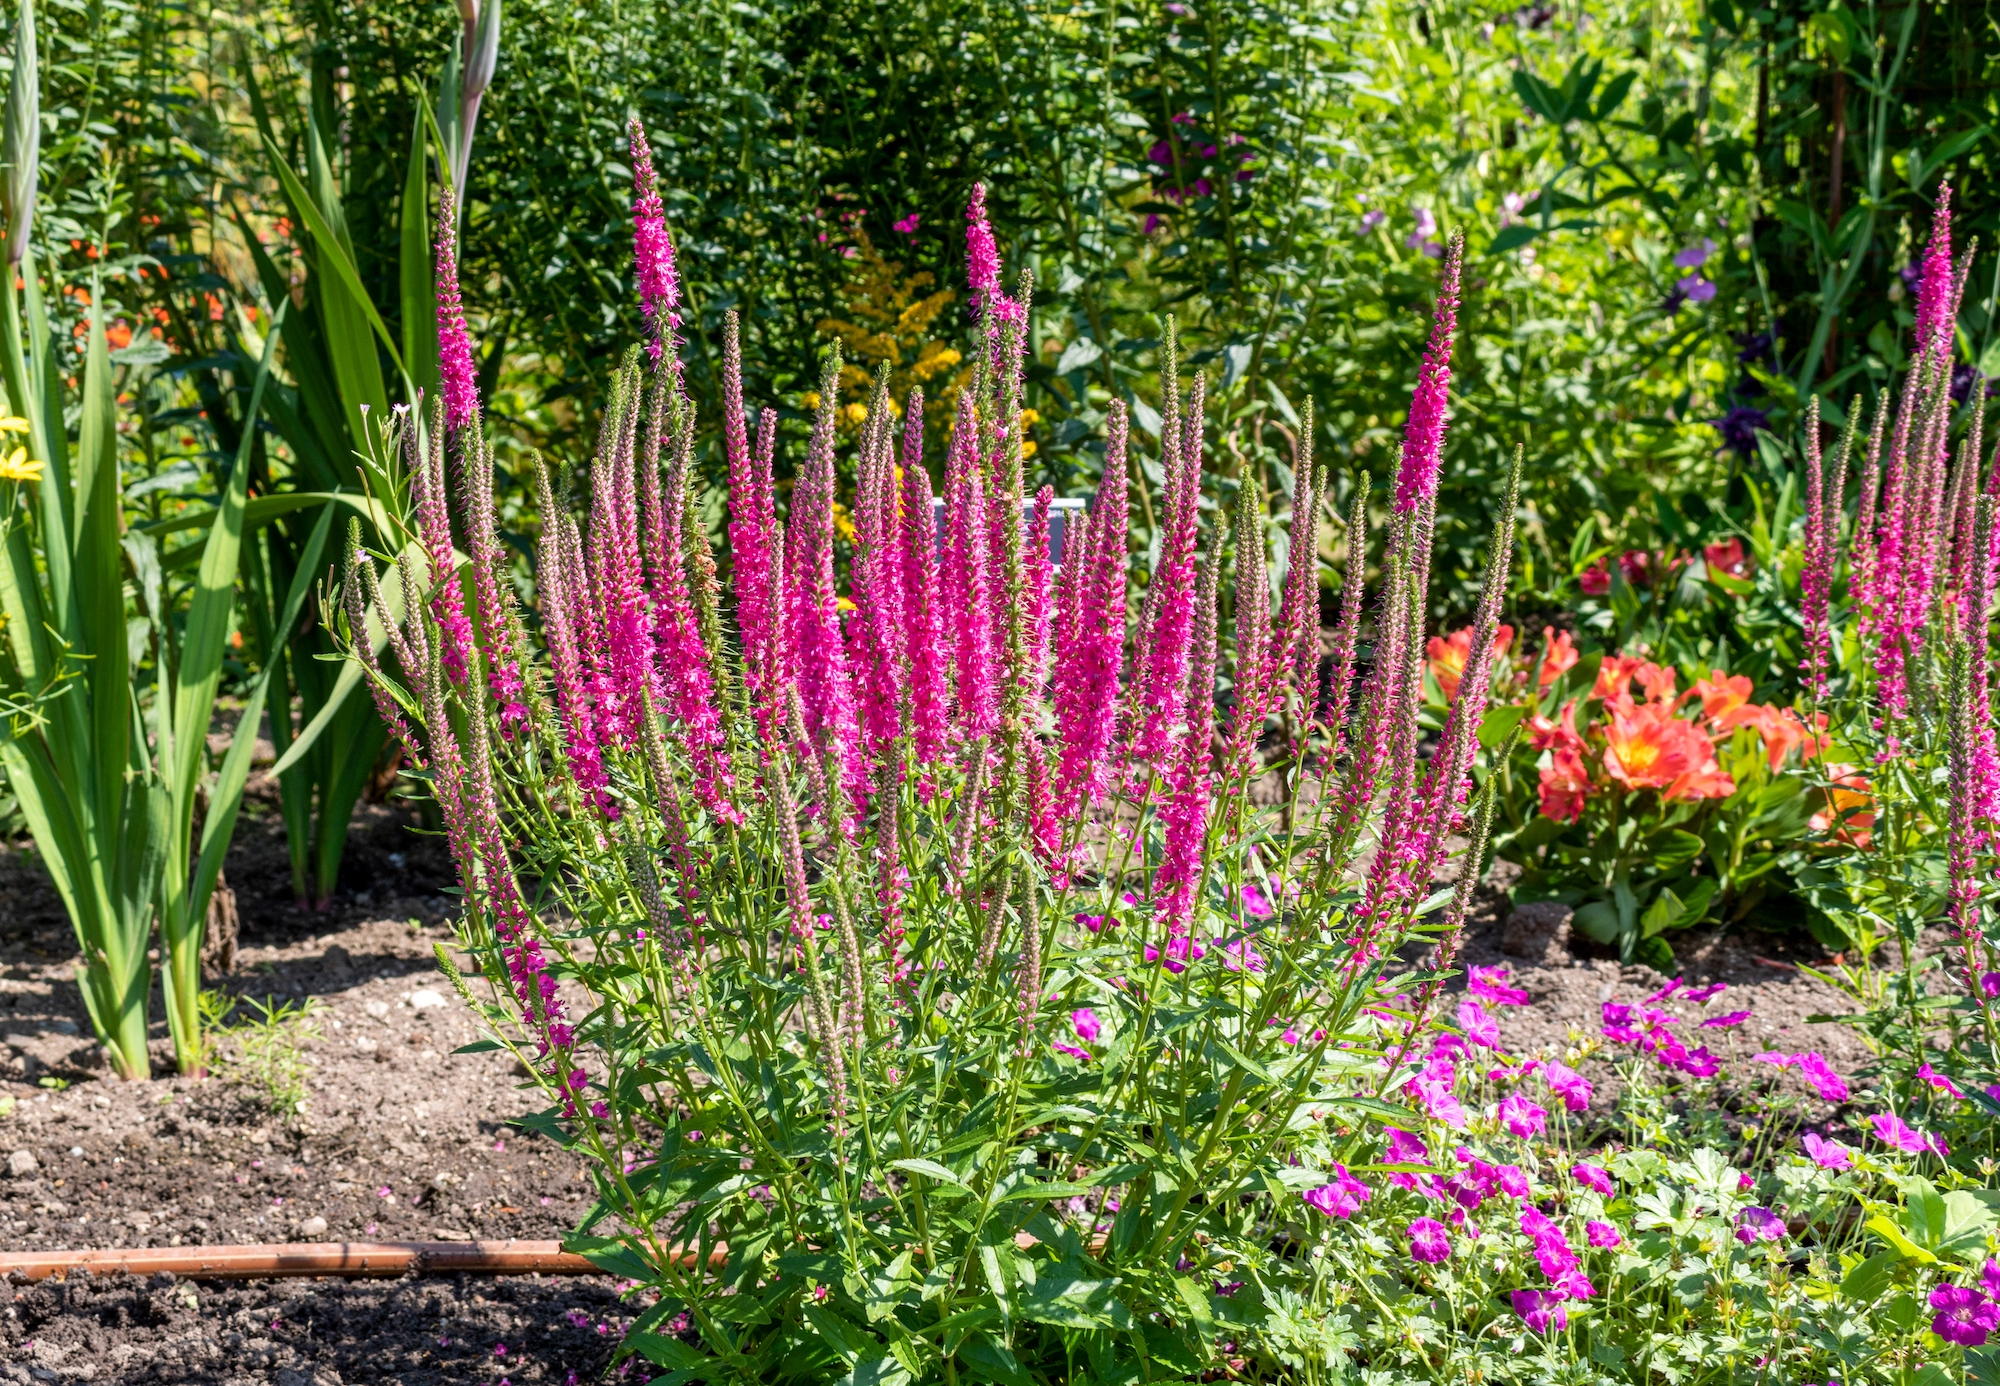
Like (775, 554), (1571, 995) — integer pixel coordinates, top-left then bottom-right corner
(0, 776), (1886, 1382)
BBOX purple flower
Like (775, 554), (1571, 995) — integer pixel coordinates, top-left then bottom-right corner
(1919, 1062), (1966, 1100)
(1684, 981), (1728, 1002)
(1212, 1279), (1242, 1298)
(1494, 1164), (1532, 1199)
(1550, 1266), (1597, 1301)
(965, 183), (1001, 309)
(1053, 1043), (1091, 1062)
(1712, 404), (1769, 460)
(1076, 913), (1112, 933)
(1753, 1051), (1798, 1071)
(1801, 1132), (1851, 1170)
(1241, 881), (1273, 918)
(1144, 936), (1207, 973)
(1357, 208), (1386, 235)
(1511, 1289), (1567, 1333)
(1931, 1284), (2000, 1346)
(1984, 1259), (2000, 1301)
(1571, 1164), (1614, 1196)
(1675, 274), (1717, 303)
(1409, 1217), (1453, 1263)
(1543, 1061), (1593, 1113)
(1734, 1206), (1785, 1245)
(892, 213), (920, 234)
(1219, 938), (1266, 973)
(1674, 1046), (1723, 1078)
(1303, 1166), (1371, 1219)
(1499, 1091), (1547, 1138)
(1871, 1112), (1947, 1156)
(1585, 1219), (1621, 1248)
(1673, 238), (1717, 270)
(1983, 972), (2000, 999)
(1469, 964), (1531, 1006)
(1798, 1053), (1850, 1103)
(1457, 998), (1500, 1049)
(1699, 1010), (1751, 1028)
(1384, 1126), (1431, 1165)
(1071, 1008), (1101, 1044)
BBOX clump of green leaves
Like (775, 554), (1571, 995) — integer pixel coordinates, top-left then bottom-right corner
(212, 992), (323, 1119)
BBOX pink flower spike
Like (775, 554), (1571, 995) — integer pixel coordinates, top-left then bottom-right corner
(964, 183), (1001, 310)
(1585, 1220), (1622, 1248)
(1468, 964), (1530, 1006)
(1801, 1132), (1851, 1170)
(1393, 232), (1462, 512)
(1408, 1216), (1452, 1263)
(1498, 1091), (1547, 1139)
(1571, 1163), (1614, 1196)
(1698, 1010), (1751, 1028)
(1071, 1008), (1102, 1045)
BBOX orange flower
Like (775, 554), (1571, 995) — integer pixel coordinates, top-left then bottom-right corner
(1594, 653), (1646, 703)
(1528, 698), (1585, 754)
(1426, 624), (1512, 703)
(1748, 705), (1822, 769)
(1602, 699), (1734, 801)
(1809, 762), (1874, 849)
(1691, 670), (1758, 728)
(1633, 661), (1678, 705)
(1536, 628), (1578, 688)
(106, 321), (132, 351)
(1539, 745), (1593, 823)
(1703, 536), (1750, 579)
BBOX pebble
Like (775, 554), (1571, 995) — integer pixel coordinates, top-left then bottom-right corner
(364, 1001), (390, 1020)
(409, 989), (446, 1010)
(6, 1148), (36, 1177)
(299, 1216), (328, 1238)
(354, 1037), (379, 1054)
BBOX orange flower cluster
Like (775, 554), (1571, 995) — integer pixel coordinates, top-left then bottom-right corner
(1809, 764), (1875, 850)
(1428, 624), (1581, 704)
(1525, 659), (1820, 824)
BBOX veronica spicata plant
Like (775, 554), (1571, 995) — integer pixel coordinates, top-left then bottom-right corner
(355, 122), (1530, 1382)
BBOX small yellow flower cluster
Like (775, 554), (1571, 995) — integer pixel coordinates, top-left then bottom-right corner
(0, 417), (37, 482)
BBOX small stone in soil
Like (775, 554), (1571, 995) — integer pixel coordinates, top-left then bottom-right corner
(300, 1216), (328, 1238)
(6, 1149), (36, 1177)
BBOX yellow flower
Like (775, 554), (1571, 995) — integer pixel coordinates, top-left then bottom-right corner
(1020, 438), (1037, 460)
(832, 499), (856, 543)
(0, 446), (42, 482)
(801, 390), (823, 411)
(1018, 408), (1041, 428)
(0, 416), (28, 433)
(844, 402), (869, 426)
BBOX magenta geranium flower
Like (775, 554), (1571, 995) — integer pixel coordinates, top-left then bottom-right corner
(1409, 1217), (1452, 1264)
(1983, 1259), (2000, 1301)
(1495, 1164), (1532, 1199)
(1645, 978), (1685, 1003)
(1240, 881), (1272, 918)
(1571, 1163), (1614, 1196)
(1543, 1061), (1593, 1113)
(1585, 1219), (1621, 1248)
(1385, 1126), (1430, 1165)
(1931, 1283), (2000, 1346)
(1683, 981), (1728, 1002)
(1303, 1166), (1371, 1219)
(1753, 1051), (1798, 1070)
(1801, 1132), (1851, 1170)
(1499, 1090), (1547, 1138)
(1797, 1053), (1849, 1103)
(1469, 965), (1531, 1006)
(1511, 1288), (1568, 1333)
(1674, 1045), (1722, 1078)
(1734, 1206), (1784, 1244)
(1918, 1062), (1965, 1100)
(1870, 1112), (1945, 1156)
(1053, 1043), (1090, 1061)
(1071, 1008), (1101, 1044)
(1698, 1010), (1751, 1028)
(1457, 998), (1501, 1049)
(1549, 1266), (1597, 1301)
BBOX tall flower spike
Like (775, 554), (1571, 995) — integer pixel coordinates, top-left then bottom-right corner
(1394, 231), (1463, 514)
(412, 395), (472, 686)
(946, 393), (997, 738)
(1135, 370), (1203, 761)
(1272, 403), (1319, 708)
(533, 456), (610, 811)
(1153, 530), (1222, 936)
(627, 116), (681, 370)
(789, 349), (868, 815)
(434, 181), (479, 432)
(965, 182), (1000, 313)
(1226, 469), (1273, 794)
(1914, 185), (1955, 364)
(1322, 472), (1371, 758)
(1055, 402), (1128, 812)
(900, 401), (950, 773)
(1802, 397), (1859, 708)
